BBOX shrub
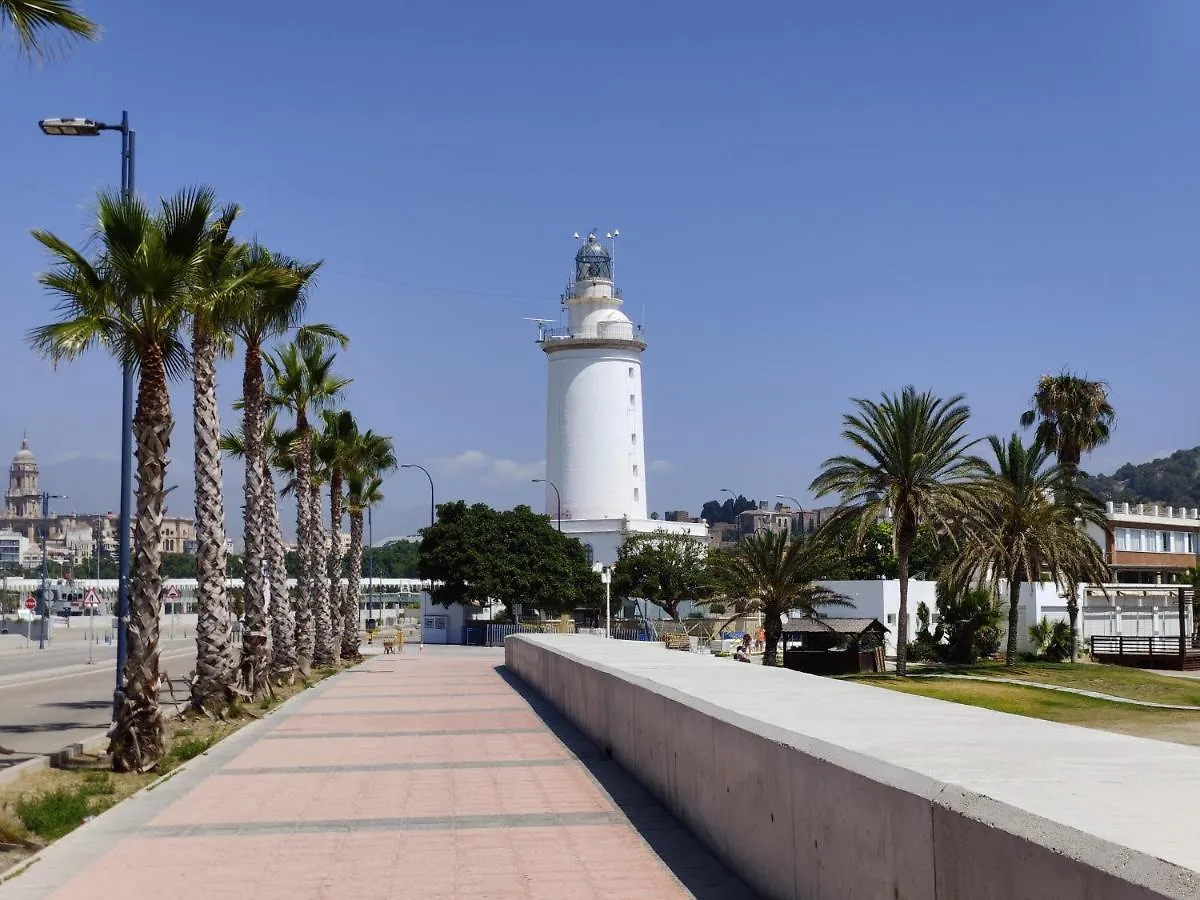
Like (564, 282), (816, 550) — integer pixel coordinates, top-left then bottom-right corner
(1029, 617), (1073, 661)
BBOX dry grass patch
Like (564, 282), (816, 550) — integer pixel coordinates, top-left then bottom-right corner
(938, 661), (1200, 707)
(853, 676), (1200, 748)
(0, 660), (353, 876)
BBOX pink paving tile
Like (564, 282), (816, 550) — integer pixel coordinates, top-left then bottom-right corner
(149, 764), (614, 826)
(270, 709), (541, 734)
(225, 730), (572, 770)
(41, 827), (693, 900)
(302, 694), (528, 713)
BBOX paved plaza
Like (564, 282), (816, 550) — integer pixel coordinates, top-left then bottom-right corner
(3, 646), (755, 899)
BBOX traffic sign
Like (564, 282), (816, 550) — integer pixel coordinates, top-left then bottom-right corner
(24, 596), (36, 611)
(83, 587), (101, 609)
(165, 585), (180, 600)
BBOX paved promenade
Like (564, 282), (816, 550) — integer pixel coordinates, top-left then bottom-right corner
(4, 646), (754, 899)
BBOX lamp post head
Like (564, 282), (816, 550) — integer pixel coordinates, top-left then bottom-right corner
(39, 117), (103, 136)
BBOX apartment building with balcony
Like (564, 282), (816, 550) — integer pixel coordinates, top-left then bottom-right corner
(1087, 501), (1200, 584)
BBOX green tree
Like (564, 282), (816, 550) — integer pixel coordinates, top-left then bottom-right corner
(343, 428), (397, 656)
(29, 186), (215, 772)
(365, 540), (420, 577)
(612, 531), (715, 622)
(419, 502), (601, 620)
(709, 530), (851, 665)
(1, 0), (96, 58)
(265, 334), (349, 672)
(1020, 372), (1116, 661)
(948, 434), (1110, 666)
(700, 495), (756, 526)
(811, 386), (983, 676)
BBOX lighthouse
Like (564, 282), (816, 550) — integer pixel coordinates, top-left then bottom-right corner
(538, 233), (707, 565)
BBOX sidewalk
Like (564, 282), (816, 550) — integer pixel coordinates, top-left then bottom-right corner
(3, 646), (756, 899)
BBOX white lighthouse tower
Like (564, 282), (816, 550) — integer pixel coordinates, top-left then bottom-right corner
(539, 233), (706, 564)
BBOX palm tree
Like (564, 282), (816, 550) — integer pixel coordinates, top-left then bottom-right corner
(220, 413), (298, 679)
(265, 335), (349, 672)
(2, 0), (97, 59)
(29, 186), (214, 772)
(1020, 373), (1116, 661)
(228, 254), (324, 694)
(710, 531), (851, 665)
(811, 386), (984, 676)
(315, 410), (357, 661)
(187, 203), (247, 712)
(309, 449), (334, 664)
(342, 429), (397, 658)
(948, 434), (1109, 666)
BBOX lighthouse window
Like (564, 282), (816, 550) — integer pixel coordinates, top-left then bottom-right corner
(629, 394), (635, 406)
(628, 367), (634, 378)
(633, 488), (640, 501)
(632, 464), (638, 476)
(631, 433), (637, 445)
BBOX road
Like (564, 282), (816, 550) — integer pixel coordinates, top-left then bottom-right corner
(0, 636), (196, 759)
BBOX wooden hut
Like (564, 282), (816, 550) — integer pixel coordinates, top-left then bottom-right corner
(781, 617), (888, 675)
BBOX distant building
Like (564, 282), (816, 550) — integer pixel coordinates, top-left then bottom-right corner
(0, 437), (195, 561)
(663, 510), (700, 523)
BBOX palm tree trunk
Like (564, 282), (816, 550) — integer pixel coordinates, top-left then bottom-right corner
(762, 605), (782, 666)
(293, 421), (314, 673)
(311, 483), (334, 666)
(239, 341), (270, 698)
(1066, 582), (1080, 663)
(896, 520), (915, 677)
(1006, 577), (1022, 666)
(342, 510), (364, 658)
(110, 348), (170, 773)
(327, 469), (345, 663)
(264, 463), (295, 677)
(190, 327), (234, 712)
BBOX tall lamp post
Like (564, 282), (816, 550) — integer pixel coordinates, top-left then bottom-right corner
(38, 492), (67, 650)
(401, 464), (435, 529)
(367, 505), (374, 626)
(39, 112), (135, 718)
(532, 479), (561, 531)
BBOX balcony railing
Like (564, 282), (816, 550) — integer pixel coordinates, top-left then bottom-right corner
(540, 322), (645, 343)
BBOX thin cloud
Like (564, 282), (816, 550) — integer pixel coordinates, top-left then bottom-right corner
(433, 450), (545, 485)
(651, 459), (675, 473)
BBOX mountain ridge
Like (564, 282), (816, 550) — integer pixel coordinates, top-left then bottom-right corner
(1081, 447), (1200, 509)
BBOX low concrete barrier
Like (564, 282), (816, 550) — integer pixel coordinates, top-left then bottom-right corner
(506, 634), (1200, 900)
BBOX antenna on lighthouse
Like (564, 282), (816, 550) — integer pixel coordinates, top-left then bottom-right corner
(605, 229), (620, 282)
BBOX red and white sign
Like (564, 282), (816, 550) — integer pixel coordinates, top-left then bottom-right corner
(165, 585), (180, 600)
(24, 596), (36, 611)
(83, 587), (101, 609)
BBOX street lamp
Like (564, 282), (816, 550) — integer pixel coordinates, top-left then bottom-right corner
(38, 492), (67, 650)
(39, 111), (135, 720)
(400, 464), (435, 529)
(533, 479), (561, 531)
(776, 494), (806, 535)
(367, 505), (375, 627)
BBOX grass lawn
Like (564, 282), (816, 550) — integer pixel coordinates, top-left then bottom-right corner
(921, 660), (1200, 707)
(850, 676), (1200, 749)
(0, 662), (352, 879)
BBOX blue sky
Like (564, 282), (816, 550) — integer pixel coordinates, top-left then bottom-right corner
(3, 1), (1200, 539)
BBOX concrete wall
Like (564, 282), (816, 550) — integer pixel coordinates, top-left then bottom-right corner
(506, 634), (1200, 900)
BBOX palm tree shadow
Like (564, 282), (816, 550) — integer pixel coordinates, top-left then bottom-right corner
(493, 666), (761, 900)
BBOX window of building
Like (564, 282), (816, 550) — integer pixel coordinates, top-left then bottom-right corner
(631, 433), (637, 445)
(629, 393), (635, 406)
(1189, 533), (1196, 555)
(633, 487), (639, 501)
(1116, 528), (1129, 551)
(628, 367), (634, 378)
(1162, 532), (1172, 553)
(632, 464), (638, 476)
(584, 544), (594, 566)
